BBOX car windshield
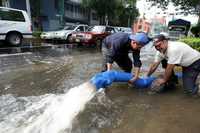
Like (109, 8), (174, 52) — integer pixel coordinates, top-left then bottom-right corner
(64, 25), (77, 30)
(88, 26), (105, 32)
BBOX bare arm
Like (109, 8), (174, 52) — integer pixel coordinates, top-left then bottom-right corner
(134, 67), (140, 79)
(163, 64), (175, 82)
(106, 63), (112, 71)
(129, 67), (140, 83)
(155, 64), (176, 85)
(146, 62), (160, 77)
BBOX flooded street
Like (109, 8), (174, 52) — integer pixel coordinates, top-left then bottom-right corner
(0, 43), (200, 133)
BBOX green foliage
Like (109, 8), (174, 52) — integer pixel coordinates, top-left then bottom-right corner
(113, 0), (139, 26)
(30, 0), (43, 31)
(32, 31), (42, 38)
(191, 24), (200, 37)
(179, 37), (200, 51)
(81, 0), (138, 26)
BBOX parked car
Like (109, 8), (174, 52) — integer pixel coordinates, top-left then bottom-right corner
(55, 24), (88, 41)
(40, 31), (56, 40)
(40, 26), (70, 40)
(40, 24), (88, 41)
(0, 7), (32, 46)
(70, 25), (116, 46)
(117, 27), (133, 34)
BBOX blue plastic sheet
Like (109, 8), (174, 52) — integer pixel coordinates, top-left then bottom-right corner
(90, 71), (156, 90)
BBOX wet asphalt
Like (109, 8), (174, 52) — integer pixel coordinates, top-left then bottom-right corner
(0, 41), (200, 133)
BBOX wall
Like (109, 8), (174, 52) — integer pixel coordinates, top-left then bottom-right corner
(9, 0), (26, 11)
(41, 0), (60, 31)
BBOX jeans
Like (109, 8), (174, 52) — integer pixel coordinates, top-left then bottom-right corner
(182, 59), (200, 95)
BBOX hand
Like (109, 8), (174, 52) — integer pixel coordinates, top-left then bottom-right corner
(150, 78), (166, 93)
(154, 78), (165, 86)
(128, 76), (138, 84)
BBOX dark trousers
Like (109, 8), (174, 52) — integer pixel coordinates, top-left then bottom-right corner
(182, 59), (200, 95)
(102, 46), (132, 73)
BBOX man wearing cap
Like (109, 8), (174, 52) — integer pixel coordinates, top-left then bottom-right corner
(101, 32), (151, 83)
(147, 34), (200, 95)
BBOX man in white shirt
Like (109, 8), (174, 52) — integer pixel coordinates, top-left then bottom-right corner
(147, 34), (200, 95)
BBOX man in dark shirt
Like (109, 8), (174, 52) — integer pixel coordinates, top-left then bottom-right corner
(101, 32), (151, 83)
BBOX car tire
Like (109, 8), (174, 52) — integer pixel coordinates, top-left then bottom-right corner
(67, 35), (72, 43)
(6, 32), (22, 46)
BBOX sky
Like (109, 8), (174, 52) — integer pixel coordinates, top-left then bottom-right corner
(136, 0), (199, 25)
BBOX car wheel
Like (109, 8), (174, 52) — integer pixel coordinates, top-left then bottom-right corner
(67, 35), (72, 43)
(6, 32), (22, 46)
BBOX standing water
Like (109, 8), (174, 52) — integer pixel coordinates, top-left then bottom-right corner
(1, 45), (200, 133)
(0, 82), (96, 133)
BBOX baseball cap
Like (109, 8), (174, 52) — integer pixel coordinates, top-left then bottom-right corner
(129, 32), (151, 46)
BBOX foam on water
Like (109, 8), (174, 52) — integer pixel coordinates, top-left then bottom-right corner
(0, 82), (96, 133)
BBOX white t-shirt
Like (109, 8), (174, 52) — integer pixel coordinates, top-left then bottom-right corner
(154, 41), (200, 67)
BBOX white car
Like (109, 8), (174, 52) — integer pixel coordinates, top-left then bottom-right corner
(53, 24), (88, 40)
(118, 27), (133, 34)
(40, 31), (56, 40)
(40, 25), (88, 41)
(0, 7), (32, 46)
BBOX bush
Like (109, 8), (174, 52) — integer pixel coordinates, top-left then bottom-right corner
(190, 24), (200, 37)
(179, 37), (200, 51)
(32, 31), (42, 38)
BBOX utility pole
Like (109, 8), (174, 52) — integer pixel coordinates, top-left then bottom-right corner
(26, 0), (31, 19)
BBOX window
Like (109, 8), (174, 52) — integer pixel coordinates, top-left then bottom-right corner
(0, 8), (25, 22)
(106, 27), (115, 33)
(92, 12), (98, 21)
(77, 26), (84, 31)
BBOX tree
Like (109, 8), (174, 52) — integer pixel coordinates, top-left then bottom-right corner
(82, 0), (118, 25)
(146, 0), (200, 23)
(30, 0), (43, 30)
(114, 0), (139, 26)
(82, 0), (139, 26)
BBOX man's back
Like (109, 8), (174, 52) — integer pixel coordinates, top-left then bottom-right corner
(158, 41), (200, 66)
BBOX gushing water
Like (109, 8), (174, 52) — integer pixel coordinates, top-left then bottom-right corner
(0, 82), (96, 133)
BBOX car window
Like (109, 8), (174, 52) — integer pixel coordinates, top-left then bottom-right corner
(105, 27), (115, 33)
(64, 25), (77, 30)
(77, 26), (84, 31)
(0, 8), (25, 22)
(88, 26), (105, 32)
(123, 28), (131, 32)
(84, 26), (89, 31)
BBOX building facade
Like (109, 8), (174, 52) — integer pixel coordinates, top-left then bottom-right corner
(64, 0), (99, 26)
(1, 0), (99, 31)
(150, 16), (167, 36)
